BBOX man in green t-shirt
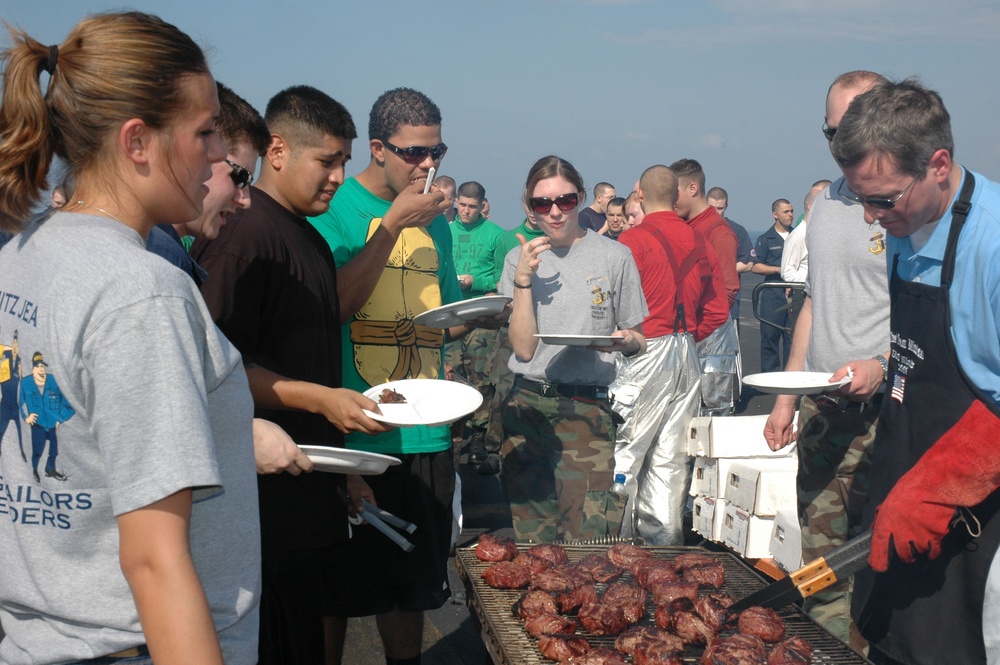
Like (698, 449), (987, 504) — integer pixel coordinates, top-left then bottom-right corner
(308, 87), (467, 665)
(447, 181), (505, 465)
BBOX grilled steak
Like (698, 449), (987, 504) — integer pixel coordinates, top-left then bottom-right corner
(671, 610), (716, 645)
(565, 646), (628, 664)
(671, 552), (718, 571)
(526, 612), (577, 638)
(614, 626), (685, 656)
(556, 583), (599, 614)
(766, 636), (813, 664)
(527, 543), (569, 566)
(607, 543), (652, 568)
(738, 607), (786, 643)
(538, 634), (590, 662)
(482, 561), (530, 589)
(514, 590), (559, 620)
(475, 532), (518, 562)
(577, 553), (624, 583)
(578, 601), (629, 636)
(701, 634), (768, 665)
(694, 593), (736, 631)
(649, 579), (700, 605)
(531, 567), (579, 594)
(514, 552), (552, 575)
(683, 561), (726, 589)
(632, 559), (680, 589)
(633, 641), (686, 665)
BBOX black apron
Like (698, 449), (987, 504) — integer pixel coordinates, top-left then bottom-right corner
(853, 172), (1000, 664)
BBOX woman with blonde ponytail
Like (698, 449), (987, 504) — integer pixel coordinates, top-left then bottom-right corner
(0, 12), (260, 665)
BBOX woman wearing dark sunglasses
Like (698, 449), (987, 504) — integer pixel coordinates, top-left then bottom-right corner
(496, 155), (648, 543)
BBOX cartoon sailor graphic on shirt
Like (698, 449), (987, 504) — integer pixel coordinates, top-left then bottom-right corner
(18, 351), (74, 482)
(0, 328), (26, 462)
(349, 220), (445, 386)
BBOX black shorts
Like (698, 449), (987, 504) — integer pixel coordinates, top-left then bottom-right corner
(325, 450), (455, 615)
(258, 545), (339, 665)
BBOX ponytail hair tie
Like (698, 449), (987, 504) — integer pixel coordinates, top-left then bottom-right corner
(43, 44), (58, 75)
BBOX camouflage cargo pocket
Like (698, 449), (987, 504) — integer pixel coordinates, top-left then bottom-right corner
(580, 490), (627, 540)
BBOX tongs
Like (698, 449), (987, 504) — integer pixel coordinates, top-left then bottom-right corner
(340, 488), (418, 552)
(729, 530), (872, 612)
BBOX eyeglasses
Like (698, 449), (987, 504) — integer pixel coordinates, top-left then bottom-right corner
(838, 175), (919, 210)
(382, 139), (448, 164)
(528, 192), (580, 214)
(822, 122), (837, 141)
(226, 160), (253, 189)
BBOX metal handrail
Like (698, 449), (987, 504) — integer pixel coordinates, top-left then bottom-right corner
(751, 281), (805, 335)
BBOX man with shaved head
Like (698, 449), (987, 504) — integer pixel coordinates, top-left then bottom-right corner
(611, 165), (729, 544)
(579, 181), (616, 234)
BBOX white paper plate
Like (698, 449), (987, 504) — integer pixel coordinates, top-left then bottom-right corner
(297, 445), (402, 475)
(534, 333), (619, 347)
(411, 295), (511, 329)
(362, 378), (484, 427)
(742, 371), (851, 395)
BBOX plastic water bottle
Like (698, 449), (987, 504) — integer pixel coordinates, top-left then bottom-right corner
(610, 473), (627, 498)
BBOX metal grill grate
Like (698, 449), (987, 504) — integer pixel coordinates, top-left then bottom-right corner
(456, 542), (874, 664)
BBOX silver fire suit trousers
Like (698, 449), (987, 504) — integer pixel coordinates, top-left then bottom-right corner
(611, 333), (701, 545)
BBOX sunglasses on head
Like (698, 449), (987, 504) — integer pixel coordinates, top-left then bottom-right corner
(382, 139), (448, 164)
(822, 122), (837, 141)
(528, 192), (580, 214)
(838, 175), (919, 210)
(226, 160), (253, 189)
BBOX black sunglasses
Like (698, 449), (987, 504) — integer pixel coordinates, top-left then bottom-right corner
(838, 175), (918, 210)
(822, 122), (837, 141)
(528, 192), (580, 214)
(226, 159), (253, 189)
(382, 139), (448, 164)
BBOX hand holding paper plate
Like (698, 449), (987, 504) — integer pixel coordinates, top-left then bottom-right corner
(362, 378), (483, 427)
(742, 371), (851, 395)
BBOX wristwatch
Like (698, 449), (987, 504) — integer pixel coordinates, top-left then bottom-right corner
(872, 355), (889, 382)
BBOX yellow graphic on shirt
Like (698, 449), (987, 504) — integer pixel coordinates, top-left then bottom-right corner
(350, 218), (445, 385)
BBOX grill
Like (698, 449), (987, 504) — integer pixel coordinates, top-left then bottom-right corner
(455, 541), (873, 664)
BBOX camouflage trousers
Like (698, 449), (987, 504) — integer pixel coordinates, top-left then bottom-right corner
(485, 327), (514, 454)
(444, 327), (498, 430)
(797, 394), (879, 653)
(501, 385), (625, 543)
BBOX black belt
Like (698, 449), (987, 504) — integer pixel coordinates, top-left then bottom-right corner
(83, 645), (150, 663)
(514, 376), (608, 400)
(812, 392), (883, 414)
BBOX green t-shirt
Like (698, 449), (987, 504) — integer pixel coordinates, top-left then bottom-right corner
(493, 219), (546, 284)
(450, 215), (505, 298)
(309, 177), (462, 454)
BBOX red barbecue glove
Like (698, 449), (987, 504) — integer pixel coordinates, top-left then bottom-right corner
(870, 400), (1000, 572)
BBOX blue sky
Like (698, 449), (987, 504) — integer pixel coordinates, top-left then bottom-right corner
(2, 0), (998, 238)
